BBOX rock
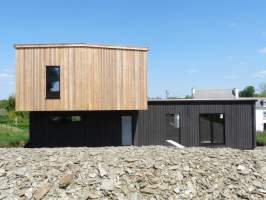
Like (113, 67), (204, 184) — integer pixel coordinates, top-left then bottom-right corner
(33, 183), (51, 200)
(174, 187), (180, 194)
(0, 169), (5, 177)
(59, 174), (74, 188)
(237, 165), (249, 175)
(98, 163), (107, 177)
(0, 146), (265, 199)
(100, 179), (114, 191)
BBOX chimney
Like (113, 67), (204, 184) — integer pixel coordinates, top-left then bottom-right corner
(191, 88), (196, 98)
(233, 88), (239, 99)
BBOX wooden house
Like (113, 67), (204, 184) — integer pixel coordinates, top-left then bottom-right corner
(15, 43), (256, 149)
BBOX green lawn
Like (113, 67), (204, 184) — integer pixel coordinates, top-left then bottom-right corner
(0, 125), (29, 147)
(256, 132), (266, 146)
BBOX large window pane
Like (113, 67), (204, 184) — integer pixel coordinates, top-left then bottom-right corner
(199, 113), (225, 145)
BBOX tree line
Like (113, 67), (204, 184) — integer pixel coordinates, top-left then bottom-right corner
(239, 82), (266, 97)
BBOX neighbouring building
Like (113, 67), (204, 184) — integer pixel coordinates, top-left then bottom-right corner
(255, 98), (266, 132)
(15, 44), (256, 149)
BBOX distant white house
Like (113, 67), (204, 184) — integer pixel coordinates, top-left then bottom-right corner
(191, 88), (266, 132)
(255, 98), (266, 132)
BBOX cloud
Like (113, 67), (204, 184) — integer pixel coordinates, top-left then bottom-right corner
(224, 74), (239, 80)
(258, 48), (266, 54)
(187, 69), (197, 74)
(228, 22), (238, 29)
(254, 70), (266, 78)
(0, 73), (13, 79)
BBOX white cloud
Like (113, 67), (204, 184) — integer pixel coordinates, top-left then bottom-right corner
(228, 22), (238, 29)
(258, 48), (266, 54)
(0, 73), (13, 79)
(224, 74), (239, 80)
(254, 70), (266, 78)
(187, 69), (197, 74)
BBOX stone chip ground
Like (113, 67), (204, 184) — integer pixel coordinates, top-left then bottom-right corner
(0, 146), (265, 199)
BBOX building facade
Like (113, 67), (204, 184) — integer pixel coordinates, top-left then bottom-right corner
(15, 44), (256, 149)
(255, 98), (266, 132)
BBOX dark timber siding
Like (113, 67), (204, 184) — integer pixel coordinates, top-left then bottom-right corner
(29, 100), (256, 149)
(134, 100), (256, 149)
(29, 111), (137, 147)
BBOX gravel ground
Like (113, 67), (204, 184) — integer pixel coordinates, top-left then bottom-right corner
(0, 146), (265, 200)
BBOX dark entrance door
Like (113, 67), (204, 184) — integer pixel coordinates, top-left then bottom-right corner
(199, 113), (225, 146)
(165, 113), (181, 143)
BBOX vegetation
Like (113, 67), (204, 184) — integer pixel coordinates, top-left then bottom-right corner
(256, 132), (266, 146)
(239, 82), (266, 97)
(0, 95), (29, 147)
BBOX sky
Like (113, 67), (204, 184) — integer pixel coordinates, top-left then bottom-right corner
(0, 0), (266, 99)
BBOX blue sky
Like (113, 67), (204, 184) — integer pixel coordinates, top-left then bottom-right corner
(0, 0), (266, 99)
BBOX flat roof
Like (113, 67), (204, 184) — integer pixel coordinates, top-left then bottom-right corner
(14, 43), (149, 51)
(148, 98), (257, 102)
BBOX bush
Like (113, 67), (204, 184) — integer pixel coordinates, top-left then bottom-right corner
(256, 132), (266, 146)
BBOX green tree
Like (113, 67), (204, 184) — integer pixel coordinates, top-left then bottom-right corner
(239, 86), (256, 97)
(259, 82), (266, 97)
(6, 95), (15, 111)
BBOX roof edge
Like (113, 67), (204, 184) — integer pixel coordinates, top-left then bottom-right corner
(13, 43), (149, 51)
(148, 98), (257, 102)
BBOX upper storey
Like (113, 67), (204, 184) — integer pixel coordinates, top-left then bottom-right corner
(15, 43), (148, 111)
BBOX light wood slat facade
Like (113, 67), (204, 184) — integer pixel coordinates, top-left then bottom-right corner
(15, 44), (148, 111)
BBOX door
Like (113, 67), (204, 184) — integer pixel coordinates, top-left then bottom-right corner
(199, 113), (225, 145)
(165, 113), (181, 143)
(121, 116), (132, 145)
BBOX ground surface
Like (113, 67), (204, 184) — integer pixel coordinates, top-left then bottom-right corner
(0, 146), (265, 200)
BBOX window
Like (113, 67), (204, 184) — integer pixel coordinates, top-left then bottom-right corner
(199, 113), (225, 145)
(49, 115), (82, 123)
(166, 114), (180, 129)
(46, 66), (60, 99)
(49, 116), (64, 123)
(165, 114), (181, 143)
(121, 116), (132, 145)
(263, 112), (266, 120)
(66, 116), (81, 122)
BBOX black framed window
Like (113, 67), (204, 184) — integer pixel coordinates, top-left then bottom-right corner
(165, 113), (181, 143)
(46, 66), (60, 99)
(199, 113), (225, 145)
(49, 115), (82, 124)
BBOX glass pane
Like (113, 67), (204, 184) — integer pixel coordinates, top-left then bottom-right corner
(166, 114), (180, 129)
(212, 114), (224, 144)
(199, 114), (212, 144)
(47, 67), (60, 92)
(122, 116), (132, 145)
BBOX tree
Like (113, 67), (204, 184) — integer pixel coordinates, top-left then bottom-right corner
(239, 86), (256, 97)
(259, 82), (266, 97)
(6, 95), (15, 111)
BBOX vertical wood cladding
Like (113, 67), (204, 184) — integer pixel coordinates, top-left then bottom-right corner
(135, 100), (256, 149)
(29, 100), (256, 149)
(15, 44), (148, 111)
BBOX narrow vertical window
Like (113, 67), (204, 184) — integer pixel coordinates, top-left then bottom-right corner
(46, 66), (60, 99)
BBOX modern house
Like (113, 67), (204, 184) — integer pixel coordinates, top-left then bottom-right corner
(15, 44), (256, 149)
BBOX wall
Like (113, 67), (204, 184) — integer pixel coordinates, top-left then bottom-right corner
(16, 45), (148, 111)
(29, 111), (137, 147)
(135, 100), (256, 149)
(256, 109), (266, 132)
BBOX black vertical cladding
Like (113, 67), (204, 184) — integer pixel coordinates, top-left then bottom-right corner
(135, 100), (256, 149)
(29, 100), (256, 149)
(29, 111), (137, 147)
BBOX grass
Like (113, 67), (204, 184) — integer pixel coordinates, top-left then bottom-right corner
(0, 125), (29, 147)
(256, 132), (266, 146)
